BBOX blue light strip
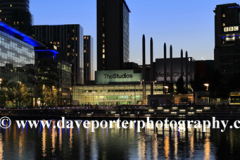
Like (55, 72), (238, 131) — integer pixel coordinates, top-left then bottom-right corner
(35, 49), (59, 59)
(35, 49), (59, 54)
(0, 21), (44, 47)
(222, 35), (240, 39)
(229, 6), (240, 8)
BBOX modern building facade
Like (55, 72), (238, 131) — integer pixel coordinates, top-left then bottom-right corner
(0, 21), (44, 107)
(0, 0), (32, 35)
(35, 46), (72, 106)
(84, 35), (93, 82)
(97, 0), (130, 71)
(214, 3), (240, 77)
(73, 83), (164, 105)
(32, 24), (84, 85)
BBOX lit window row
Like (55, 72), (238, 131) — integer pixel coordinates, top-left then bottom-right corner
(224, 26), (239, 32)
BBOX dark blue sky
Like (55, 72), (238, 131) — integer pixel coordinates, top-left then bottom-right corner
(30, 0), (236, 70)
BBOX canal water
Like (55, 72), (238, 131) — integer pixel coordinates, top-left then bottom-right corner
(0, 120), (239, 160)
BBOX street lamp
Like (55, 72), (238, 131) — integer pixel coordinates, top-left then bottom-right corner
(164, 86), (169, 94)
(139, 79), (144, 87)
(204, 83), (209, 91)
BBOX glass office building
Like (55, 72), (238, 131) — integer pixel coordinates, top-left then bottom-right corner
(73, 83), (164, 105)
(0, 22), (44, 106)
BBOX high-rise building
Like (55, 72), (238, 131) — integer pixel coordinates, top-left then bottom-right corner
(214, 3), (240, 77)
(84, 35), (93, 82)
(32, 25), (84, 85)
(0, 0), (32, 35)
(97, 0), (130, 71)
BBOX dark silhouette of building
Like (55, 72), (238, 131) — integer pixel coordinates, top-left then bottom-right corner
(97, 0), (130, 71)
(32, 24), (84, 85)
(0, 0), (32, 35)
(214, 3), (240, 77)
(84, 35), (93, 83)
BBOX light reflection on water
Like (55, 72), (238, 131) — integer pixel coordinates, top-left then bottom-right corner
(0, 120), (240, 159)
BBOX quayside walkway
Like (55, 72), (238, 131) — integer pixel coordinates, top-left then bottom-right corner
(0, 105), (240, 120)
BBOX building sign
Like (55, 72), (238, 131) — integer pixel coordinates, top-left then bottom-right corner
(95, 70), (142, 84)
(155, 58), (195, 83)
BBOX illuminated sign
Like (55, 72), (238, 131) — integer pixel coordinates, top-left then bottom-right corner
(95, 70), (142, 84)
(155, 58), (195, 83)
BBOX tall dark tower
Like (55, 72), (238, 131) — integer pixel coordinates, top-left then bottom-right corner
(214, 3), (240, 77)
(0, 0), (32, 35)
(97, 0), (130, 71)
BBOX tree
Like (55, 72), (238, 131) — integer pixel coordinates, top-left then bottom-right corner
(176, 76), (186, 94)
(43, 87), (59, 107)
(16, 84), (29, 107)
(190, 74), (206, 92)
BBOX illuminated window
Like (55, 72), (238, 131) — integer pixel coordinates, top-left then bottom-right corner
(223, 41), (225, 44)
(0, 10), (2, 12)
(76, 54), (77, 56)
(10, 4), (12, 7)
(226, 37), (235, 41)
(57, 42), (59, 44)
(72, 49), (74, 52)
(72, 37), (74, 40)
(14, 21), (15, 25)
(234, 26), (239, 31)
(102, 49), (105, 53)
(87, 63), (89, 66)
(103, 23), (105, 26)
(0, 19), (1, 21)
(22, 22), (24, 24)
(222, 14), (225, 17)
(102, 17), (104, 21)
(84, 50), (86, 53)
(76, 37), (78, 40)
(102, 54), (105, 59)
(5, 18), (7, 20)
(68, 45), (70, 48)
(17, 21), (19, 25)
(50, 41), (52, 44)
(67, 53), (70, 56)
(224, 27), (228, 32)
(102, 33), (105, 37)
(229, 27), (233, 31)
(72, 29), (74, 32)
(223, 23), (225, 26)
(103, 44), (105, 48)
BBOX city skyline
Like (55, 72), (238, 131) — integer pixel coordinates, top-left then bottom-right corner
(30, 0), (235, 68)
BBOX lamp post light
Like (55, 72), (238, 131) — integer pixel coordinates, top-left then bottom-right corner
(164, 86), (169, 94)
(204, 83), (209, 91)
(139, 79), (144, 87)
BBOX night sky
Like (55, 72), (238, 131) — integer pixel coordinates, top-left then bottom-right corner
(30, 0), (236, 71)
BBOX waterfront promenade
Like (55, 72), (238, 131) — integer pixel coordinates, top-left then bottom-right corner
(0, 105), (240, 120)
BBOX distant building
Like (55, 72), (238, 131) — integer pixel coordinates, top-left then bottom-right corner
(32, 24), (84, 85)
(97, 0), (130, 71)
(84, 36), (93, 82)
(0, 0), (32, 35)
(214, 3), (240, 77)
